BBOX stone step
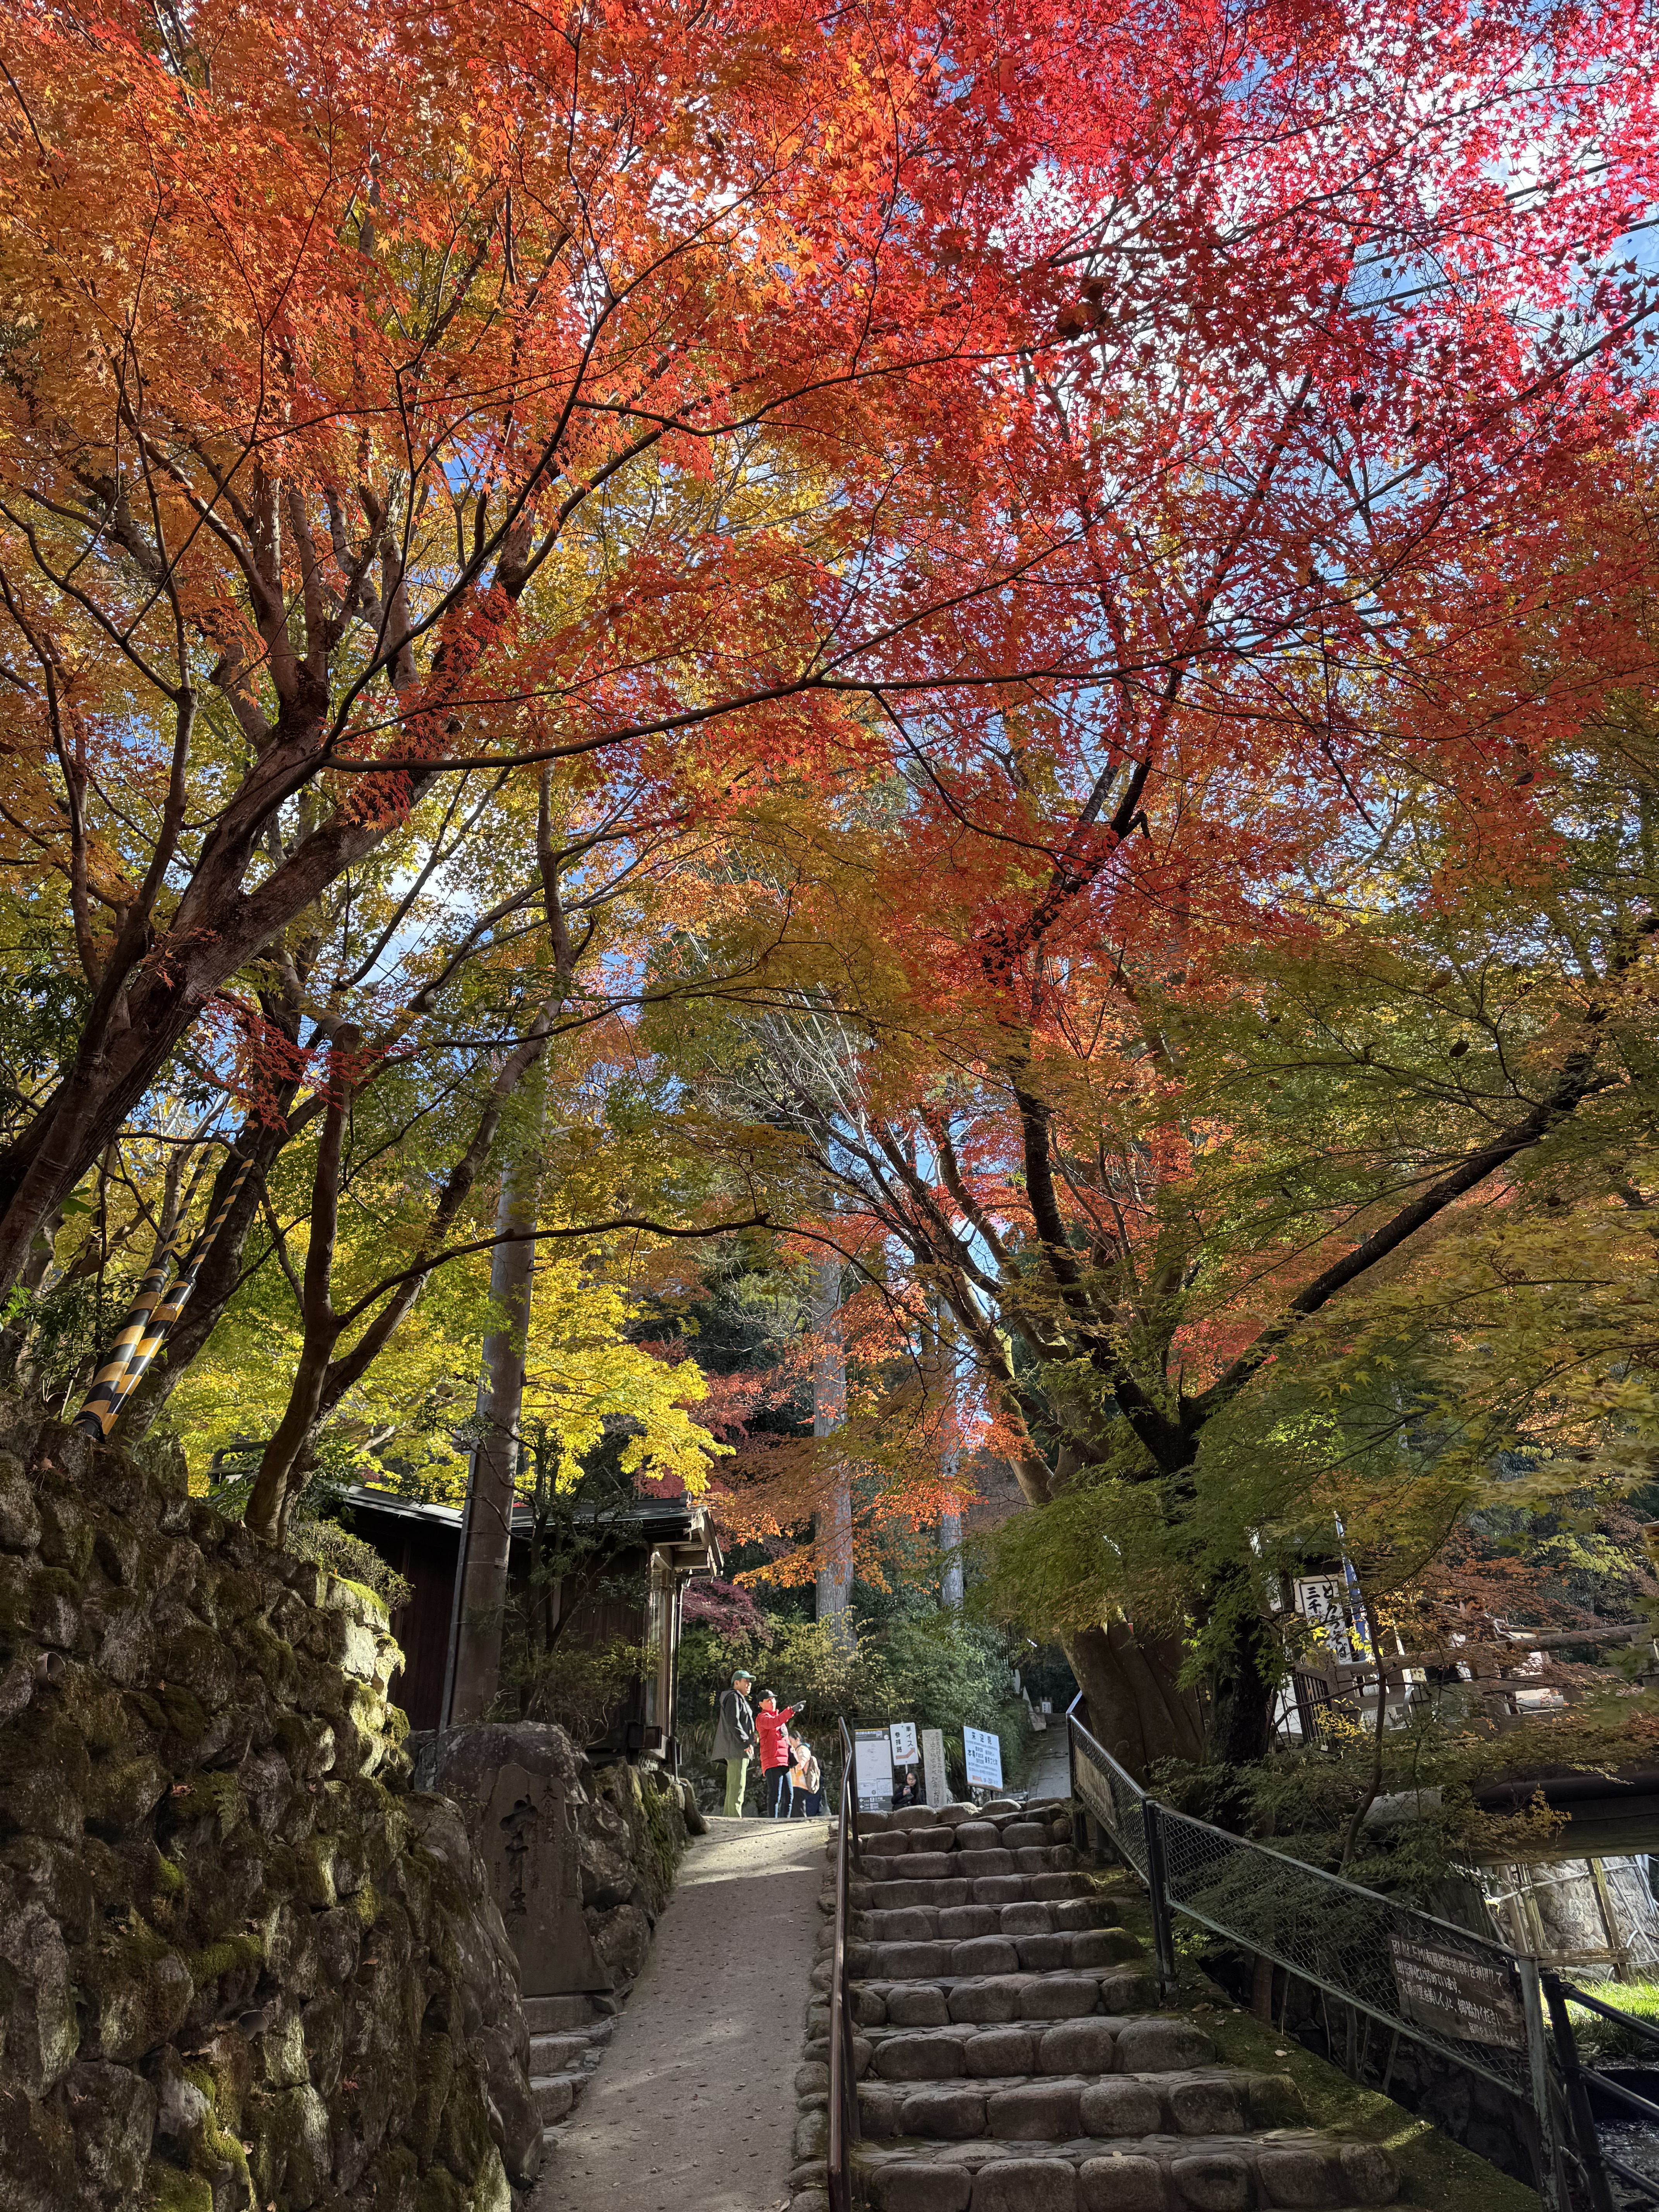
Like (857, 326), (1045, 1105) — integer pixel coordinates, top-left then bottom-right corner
(848, 1929), (1141, 1981)
(851, 1872), (1094, 1913)
(856, 2137), (1400, 2212)
(856, 2017), (1234, 2082)
(857, 2065), (1303, 2139)
(530, 2070), (587, 2124)
(828, 1965), (1158, 2037)
(529, 2031), (594, 2072)
(523, 1993), (601, 2033)
(862, 1804), (1068, 1837)
(862, 1843), (1080, 1881)
(855, 1898), (1118, 1943)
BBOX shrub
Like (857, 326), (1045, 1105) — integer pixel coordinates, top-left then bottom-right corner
(495, 1636), (653, 1745)
(1567, 1979), (1659, 2064)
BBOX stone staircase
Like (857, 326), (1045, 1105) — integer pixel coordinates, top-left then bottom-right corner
(806, 1799), (1405, 2212)
(524, 1991), (617, 2140)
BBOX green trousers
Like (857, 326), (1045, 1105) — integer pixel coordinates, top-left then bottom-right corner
(724, 1756), (750, 1816)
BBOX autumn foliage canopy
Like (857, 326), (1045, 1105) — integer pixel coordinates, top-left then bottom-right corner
(4, 0), (1659, 1765)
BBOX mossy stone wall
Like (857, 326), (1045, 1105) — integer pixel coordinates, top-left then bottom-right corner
(0, 1407), (539, 2212)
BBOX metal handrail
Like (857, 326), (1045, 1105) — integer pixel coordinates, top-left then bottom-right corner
(826, 1716), (863, 2212)
(1542, 1967), (1659, 2211)
(1068, 1714), (1659, 2212)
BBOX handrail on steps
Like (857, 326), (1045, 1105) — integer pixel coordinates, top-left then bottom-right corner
(827, 1716), (864, 2212)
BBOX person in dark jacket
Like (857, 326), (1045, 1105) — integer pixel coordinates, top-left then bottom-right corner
(711, 1668), (757, 1816)
(754, 1689), (804, 1818)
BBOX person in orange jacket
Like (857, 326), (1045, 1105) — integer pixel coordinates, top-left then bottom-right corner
(754, 1689), (804, 1818)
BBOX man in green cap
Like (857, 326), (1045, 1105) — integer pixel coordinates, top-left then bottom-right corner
(711, 1666), (757, 1816)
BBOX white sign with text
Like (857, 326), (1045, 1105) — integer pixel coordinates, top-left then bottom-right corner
(889, 1720), (919, 1766)
(963, 1725), (1003, 1791)
(854, 1728), (894, 1810)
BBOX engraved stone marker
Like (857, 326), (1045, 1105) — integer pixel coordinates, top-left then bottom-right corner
(483, 1760), (609, 1994)
(921, 1726), (948, 1807)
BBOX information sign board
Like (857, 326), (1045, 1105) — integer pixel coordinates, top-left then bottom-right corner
(854, 1728), (894, 1811)
(889, 1721), (919, 1766)
(1388, 1936), (1525, 2051)
(963, 1725), (1003, 1791)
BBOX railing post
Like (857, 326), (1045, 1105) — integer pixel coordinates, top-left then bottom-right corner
(828, 1717), (863, 2212)
(1542, 1968), (1616, 2212)
(1517, 1957), (1567, 2212)
(1069, 1716), (1089, 1855)
(1141, 1797), (1177, 1999)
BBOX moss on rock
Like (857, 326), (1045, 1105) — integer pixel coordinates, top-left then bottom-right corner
(0, 1408), (540, 2211)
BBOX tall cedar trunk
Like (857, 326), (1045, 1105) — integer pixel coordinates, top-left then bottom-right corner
(449, 1103), (544, 1723)
(939, 1504), (963, 1608)
(812, 1249), (851, 1632)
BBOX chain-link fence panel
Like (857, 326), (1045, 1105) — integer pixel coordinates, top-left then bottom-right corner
(1068, 1718), (1149, 1877)
(1154, 1803), (1537, 2099)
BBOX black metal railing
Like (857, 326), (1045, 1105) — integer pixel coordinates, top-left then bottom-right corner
(1543, 1968), (1659, 2211)
(1068, 1714), (1574, 2205)
(827, 1715), (864, 2212)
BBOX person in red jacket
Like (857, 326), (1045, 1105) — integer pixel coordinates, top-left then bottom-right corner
(754, 1690), (804, 1818)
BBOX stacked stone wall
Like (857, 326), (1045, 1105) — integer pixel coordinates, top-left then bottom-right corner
(0, 1406), (539, 2212)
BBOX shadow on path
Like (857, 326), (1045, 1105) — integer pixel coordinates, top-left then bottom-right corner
(534, 1814), (824, 2212)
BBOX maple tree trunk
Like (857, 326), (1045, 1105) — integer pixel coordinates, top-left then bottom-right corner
(1206, 1578), (1281, 1776)
(450, 1118), (543, 1724)
(0, 704), (428, 1301)
(246, 1029), (356, 1545)
(120, 1107), (301, 1438)
(1063, 1620), (1205, 1780)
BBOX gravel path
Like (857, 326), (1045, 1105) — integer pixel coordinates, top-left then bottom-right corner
(535, 1814), (824, 2212)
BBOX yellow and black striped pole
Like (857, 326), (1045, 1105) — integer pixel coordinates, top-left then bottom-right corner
(72, 1237), (187, 1439)
(73, 1154), (256, 1439)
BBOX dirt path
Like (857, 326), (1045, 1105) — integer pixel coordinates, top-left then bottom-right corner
(534, 1814), (823, 2212)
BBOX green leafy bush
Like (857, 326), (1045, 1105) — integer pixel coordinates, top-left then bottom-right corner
(495, 1636), (653, 1745)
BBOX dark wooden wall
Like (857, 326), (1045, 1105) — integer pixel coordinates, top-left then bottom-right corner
(369, 1517), (459, 1731)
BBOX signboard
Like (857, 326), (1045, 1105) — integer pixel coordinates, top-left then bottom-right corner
(889, 1721), (919, 1766)
(1388, 1936), (1525, 2051)
(921, 1727), (948, 1808)
(963, 1725), (1004, 1791)
(1294, 1574), (1361, 1664)
(854, 1728), (894, 1811)
(1293, 1576), (1345, 1624)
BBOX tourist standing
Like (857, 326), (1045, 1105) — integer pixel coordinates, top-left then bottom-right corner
(755, 1689), (804, 1818)
(711, 1668), (758, 1817)
(788, 1731), (823, 1817)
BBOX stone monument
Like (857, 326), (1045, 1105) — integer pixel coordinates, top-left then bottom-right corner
(472, 1752), (610, 1994)
(921, 1726), (948, 1807)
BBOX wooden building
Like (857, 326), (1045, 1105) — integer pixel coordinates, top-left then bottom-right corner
(339, 1483), (721, 1764)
